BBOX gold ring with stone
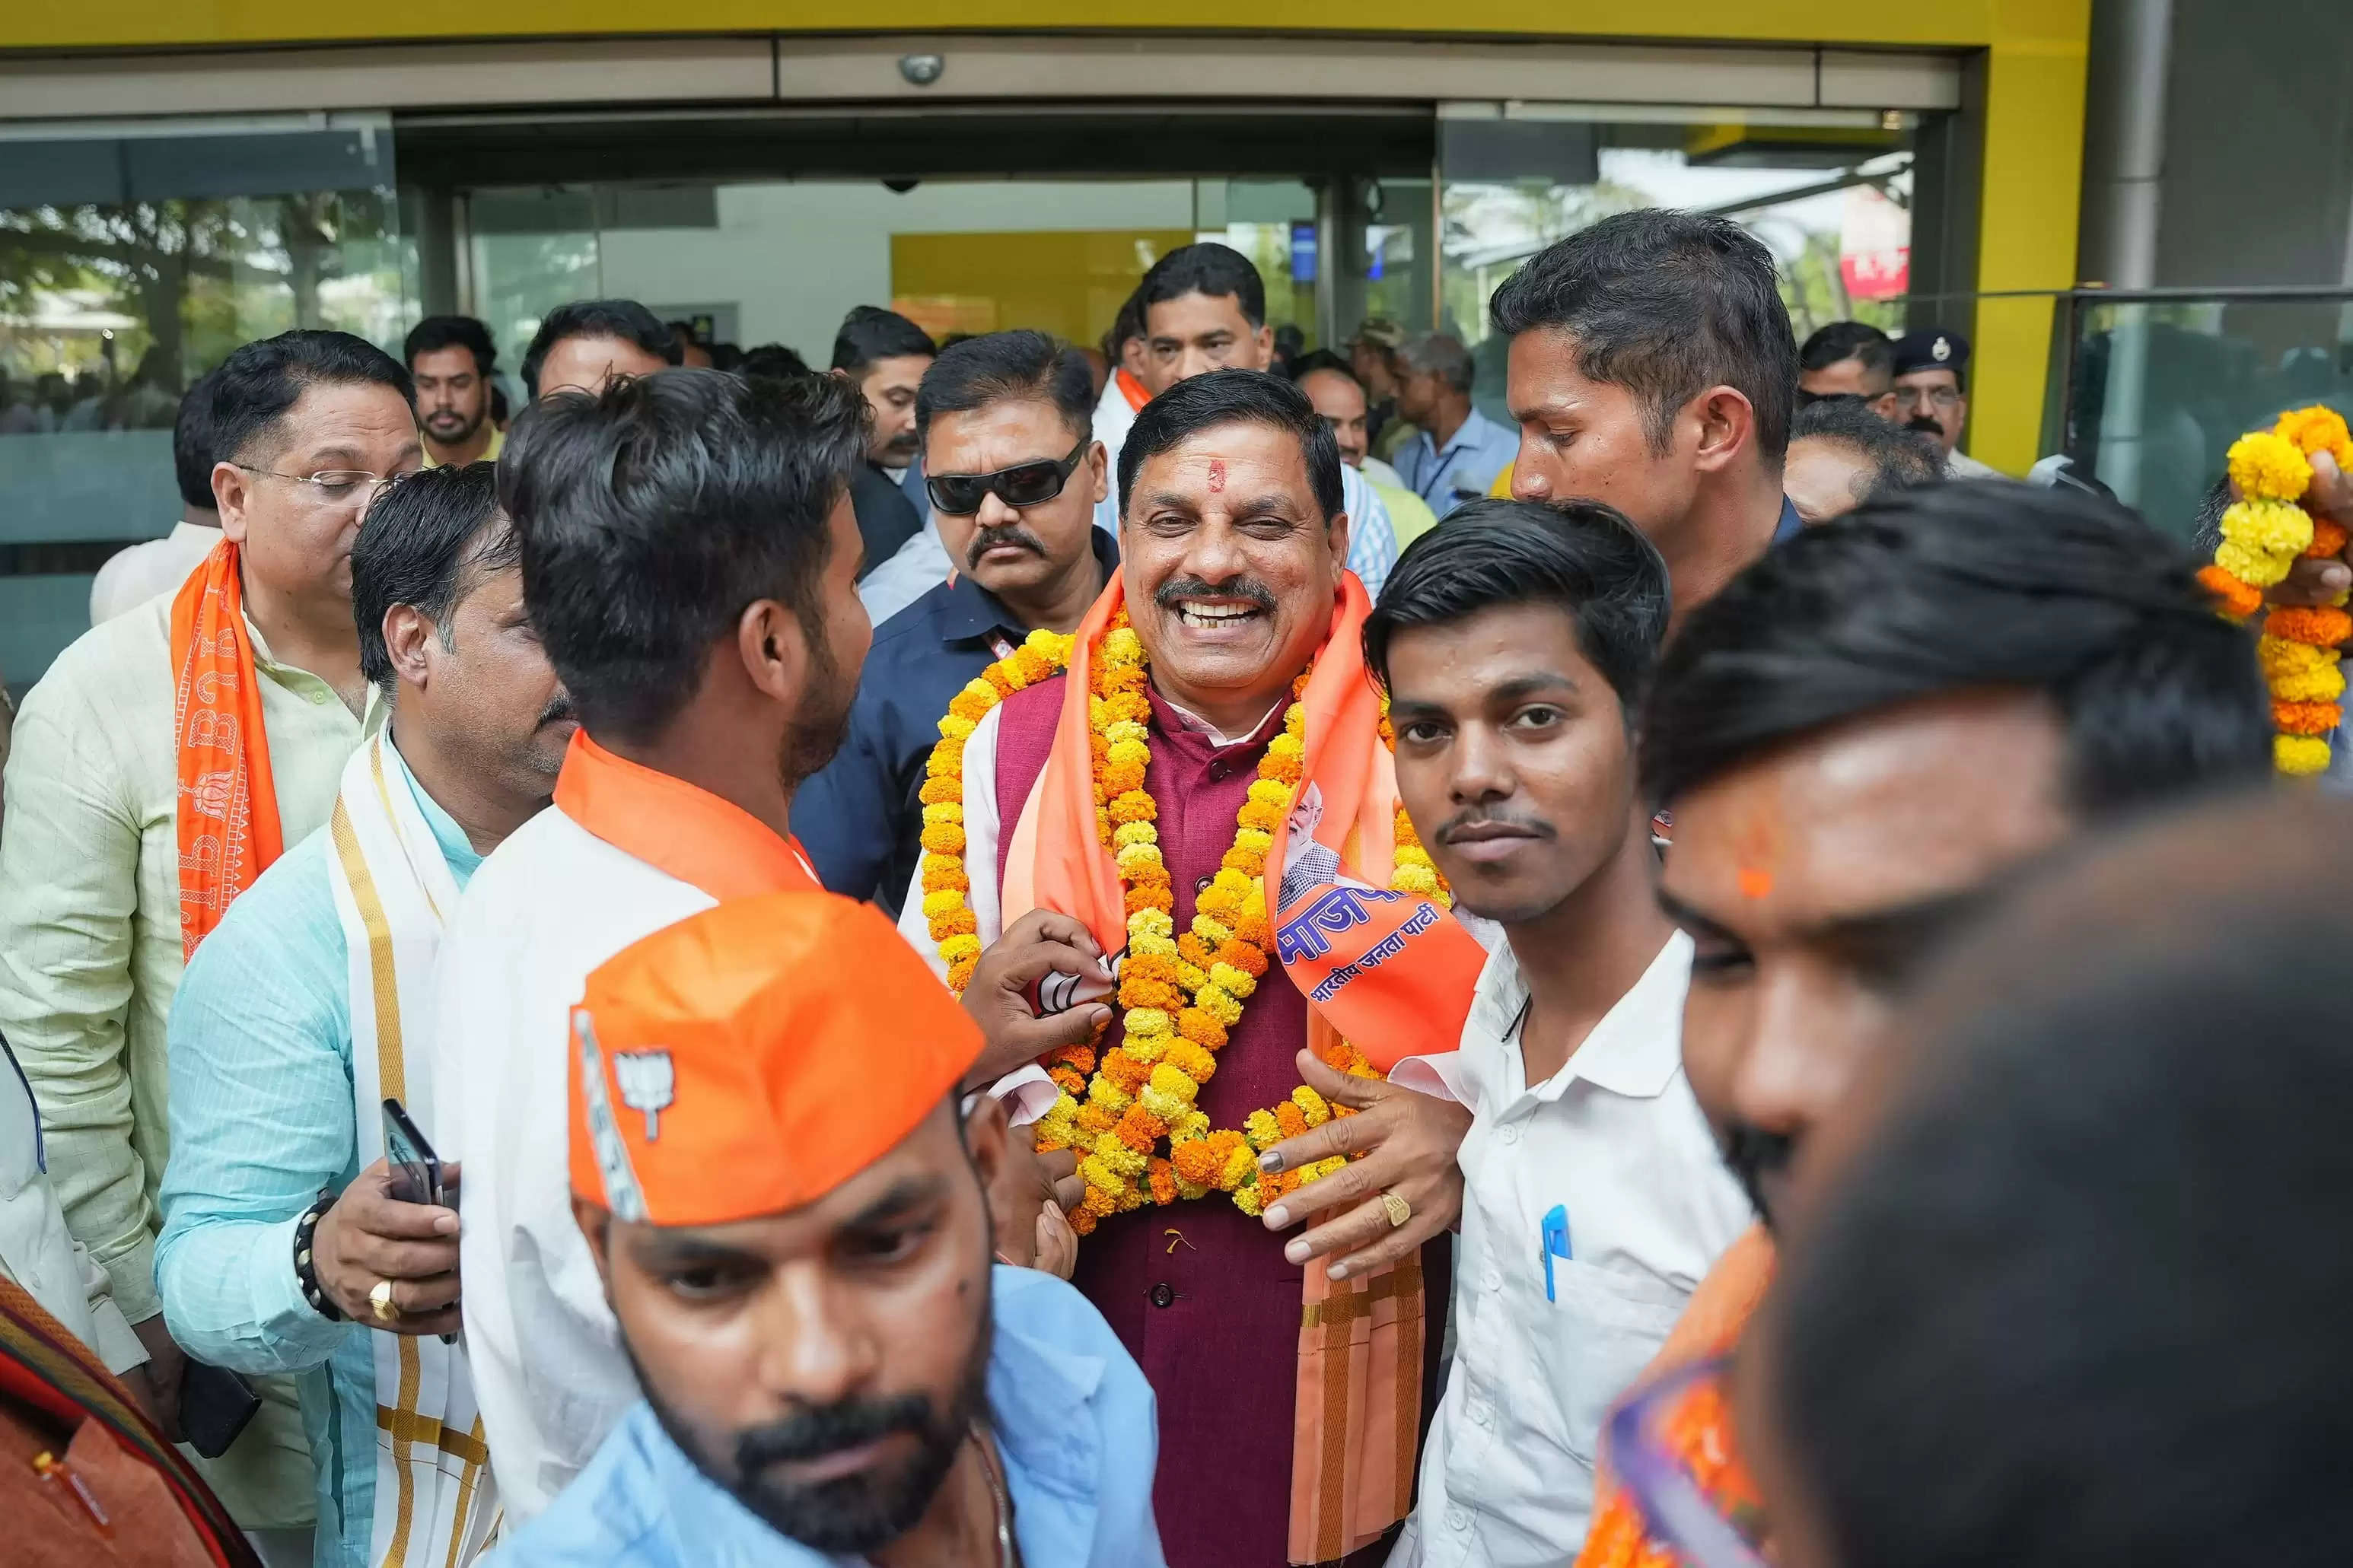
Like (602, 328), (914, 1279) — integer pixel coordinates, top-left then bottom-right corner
(369, 1280), (400, 1322)
(1380, 1191), (1412, 1229)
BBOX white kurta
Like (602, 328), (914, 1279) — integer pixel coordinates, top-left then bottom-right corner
(431, 806), (721, 1520)
(1389, 934), (1753, 1566)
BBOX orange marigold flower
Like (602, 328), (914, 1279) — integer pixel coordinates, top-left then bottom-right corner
(2275, 699), (2343, 736)
(1068, 1206), (1099, 1236)
(1237, 800), (1286, 833)
(1046, 1043), (1098, 1073)
(1102, 1050), (1151, 1090)
(1101, 761), (1148, 797)
(1115, 1105), (1167, 1152)
(2277, 405), (2353, 466)
(919, 822), (966, 855)
(947, 955), (977, 992)
(1231, 908), (1273, 949)
(1125, 883), (1174, 916)
(1109, 790), (1159, 824)
(1163, 1040), (1218, 1082)
(1075, 1102), (1116, 1134)
(1123, 953), (1181, 985)
(1176, 1009), (1228, 1050)
(1217, 939), (1268, 976)
(928, 908), (976, 940)
(1127, 859), (1173, 892)
(1170, 1140), (1221, 1185)
(1049, 1065), (1086, 1096)
(2306, 520), (2350, 560)
(1221, 844), (1265, 875)
(1177, 933), (1217, 968)
(2265, 606), (2353, 648)
(1147, 1159), (1179, 1206)
(1120, 977), (1184, 1011)
(983, 663), (1018, 695)
(919, 774), (961, 805)
(1274, 1102), (1309, 1140)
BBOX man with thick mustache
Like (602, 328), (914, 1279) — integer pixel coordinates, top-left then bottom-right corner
(906, 371), (1488, 1565)
(489, 892), (1163, 1567)
(798, 330), (1117, 916)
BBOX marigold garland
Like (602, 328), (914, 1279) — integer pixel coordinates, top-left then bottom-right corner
(919, 613), (1450, 1236)
(2202, 406), (2353, 777)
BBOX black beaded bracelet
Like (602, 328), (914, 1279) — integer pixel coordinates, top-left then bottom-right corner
(294, 1188), (344, 1322)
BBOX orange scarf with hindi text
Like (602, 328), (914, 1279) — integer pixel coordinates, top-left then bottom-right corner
(1005, 570), (1488, 1561)
(170, 541), (283, 959)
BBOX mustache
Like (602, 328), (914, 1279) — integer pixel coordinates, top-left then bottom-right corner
(732, 1392), (933, 1474)
(966, 526), (1047, 570)
(1906, 415), (1945, 435)
(1721, 1122), (1795, 1229)
(537, 692), (577, 727)
(1153, 575), (1277, 612)
(1434, 808), (1555, 844)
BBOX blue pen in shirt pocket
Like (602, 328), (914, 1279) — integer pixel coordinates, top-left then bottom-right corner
(1541, 1204), (1573, 1301)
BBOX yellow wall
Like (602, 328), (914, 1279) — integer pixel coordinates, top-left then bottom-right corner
(892, 229), (1194, 345)
(2, 0), (2092, 472)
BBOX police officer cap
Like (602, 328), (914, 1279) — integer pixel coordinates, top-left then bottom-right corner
(1891, 329), (1969, 378)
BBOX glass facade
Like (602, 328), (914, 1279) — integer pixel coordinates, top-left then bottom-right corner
(1, 117), (403, 697)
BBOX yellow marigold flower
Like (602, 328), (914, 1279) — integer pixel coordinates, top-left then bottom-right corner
(1129, 930), (1178, 958)
(919, 774), (960, 806)
(1113, 819), (1158, 849)
(1197, 986), (1244, 1027)
(1080, 1183), (1119, 1219)
(1244, 1108), (1282, 1150)
(1032, 1123), (1073, 1153)
(1233, 827), (1274, 859)
(1190, 913), (1233, 946)
(1148, 1061), (1202, 1102)
(1173, 961), (1208, 993)
(1392, 862), (1441, 896)
(1123, 1033), (1167, 1065)
(1173, 1108), (1211, 1143)
(1109, 789), (1158, 824)
(919, 854), (965, 890)
(938, 933), (981, 963)
(1231, 1182), (1264, 1217)
(939, 713), (978, 741)
(1129, 907), (1174, 940)
(1208, 962), (1257, 999)
(1237, 800), (1286, 833)
(2277, 734), (2333, 776)
(1098, 1136), (1149, 1178)
(2260, 635), (2336, 680)
(1106, 737), (1151, 769)
(1266, 730), (1305, 761)
(1087, 1077), (1134, 1116)
(2227, 431), (2313, 504)
(1102, 627), (1145, 666)
(2217, 539), (2294, 588)
(2219, 498), (2314, 558)
(919, 821), (966, 854)
(1138, 1084), (1187, 1123)
(1121, 1007), (1173, 1042)
(921, 801), (963, 827)
(1301, 1156), (1348, 1183)
(1115, 841), (1164, 879)
(928, 908), (976, 940)
(1245, 778), (1292, 809)
(1218, 1143), (1259, 1191)
(1210, 867), (1254, 898)
(2273, 662), (2348, 704)
(1106, 720), (1149, 747)
(1292, 1085), (1332, 1127)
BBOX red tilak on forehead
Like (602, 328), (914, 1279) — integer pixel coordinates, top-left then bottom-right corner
(1207, 459), (1227, 492)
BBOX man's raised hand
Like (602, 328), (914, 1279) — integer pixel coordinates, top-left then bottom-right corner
(1256, 1048), (1471, 1282)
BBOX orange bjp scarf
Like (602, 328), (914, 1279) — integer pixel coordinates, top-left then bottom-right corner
(1004, 569), (1489, 1562)
(170, 541), (284, 960)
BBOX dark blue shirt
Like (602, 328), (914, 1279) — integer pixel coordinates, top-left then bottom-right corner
(794, 529), (1119, 913)
(1774, 493), (1804, 543)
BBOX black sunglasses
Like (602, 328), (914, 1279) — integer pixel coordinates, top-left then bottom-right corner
(926, 437), (1091, 516)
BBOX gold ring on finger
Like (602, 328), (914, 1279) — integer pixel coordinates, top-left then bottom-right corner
(369, 1279), (400, 1322)
(1380, 1191), (1412, 1229)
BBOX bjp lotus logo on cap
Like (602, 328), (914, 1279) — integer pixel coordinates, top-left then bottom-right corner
(615, 1051), (676, 1141)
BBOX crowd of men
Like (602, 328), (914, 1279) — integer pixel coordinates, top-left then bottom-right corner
(0, 210), (2345, 1568)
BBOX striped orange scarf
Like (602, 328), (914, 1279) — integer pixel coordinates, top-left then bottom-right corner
(1005, 571), (1488, 1561)
(170, 541), (284, 959)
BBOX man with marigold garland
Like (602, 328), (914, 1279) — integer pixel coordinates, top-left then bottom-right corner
(898, 370), (1489, 1566)
(1575, 481), (2277, 1566)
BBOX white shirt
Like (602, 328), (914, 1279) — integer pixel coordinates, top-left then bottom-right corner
(88, 520), (221, 624)
(1945, 448), (2002, 480)
(858, 516), (954, 627)
(1389, 934), (1752, 1567)
(0, 1035), (144, 1373)
(432, 806), (722, 1519)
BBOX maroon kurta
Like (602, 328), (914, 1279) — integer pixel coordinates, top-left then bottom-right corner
(995, 675), (1436, 1567)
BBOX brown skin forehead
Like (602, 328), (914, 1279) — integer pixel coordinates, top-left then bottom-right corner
(254, 380), (421, 469)
(1891, 366), (1962, 393)
(1295, 367), (1367, 421)
(1145, 291), (1253, 343)
(1660, 689), (2074, 939)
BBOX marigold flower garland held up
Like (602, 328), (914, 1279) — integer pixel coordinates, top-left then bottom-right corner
(2197, 405), (2353, 777)
(916, 619), (1447, 1234)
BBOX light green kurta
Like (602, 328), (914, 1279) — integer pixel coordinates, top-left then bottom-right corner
(0, 590), (370, 1528)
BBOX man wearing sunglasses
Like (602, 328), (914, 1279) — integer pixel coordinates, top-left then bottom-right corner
(0, 329), (423, 1563)
(795, 329), (1116, 919)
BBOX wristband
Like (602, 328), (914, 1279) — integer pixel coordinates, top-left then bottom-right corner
(294, 1188), (345, 1322)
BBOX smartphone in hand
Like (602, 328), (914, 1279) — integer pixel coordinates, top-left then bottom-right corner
(381, 1098), (444, 1208)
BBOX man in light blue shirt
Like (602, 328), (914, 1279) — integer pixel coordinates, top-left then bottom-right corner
(1393, 332), (1520, 519)
(489, 892), (1163, 1568)
(157, 464), (578, 1568)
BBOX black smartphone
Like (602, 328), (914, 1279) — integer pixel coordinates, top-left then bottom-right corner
(382, 1097), (444, 1207)
(179, 1359), (260, 1459)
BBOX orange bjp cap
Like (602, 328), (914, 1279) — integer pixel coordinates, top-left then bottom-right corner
(568, 891), (984, 1229)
